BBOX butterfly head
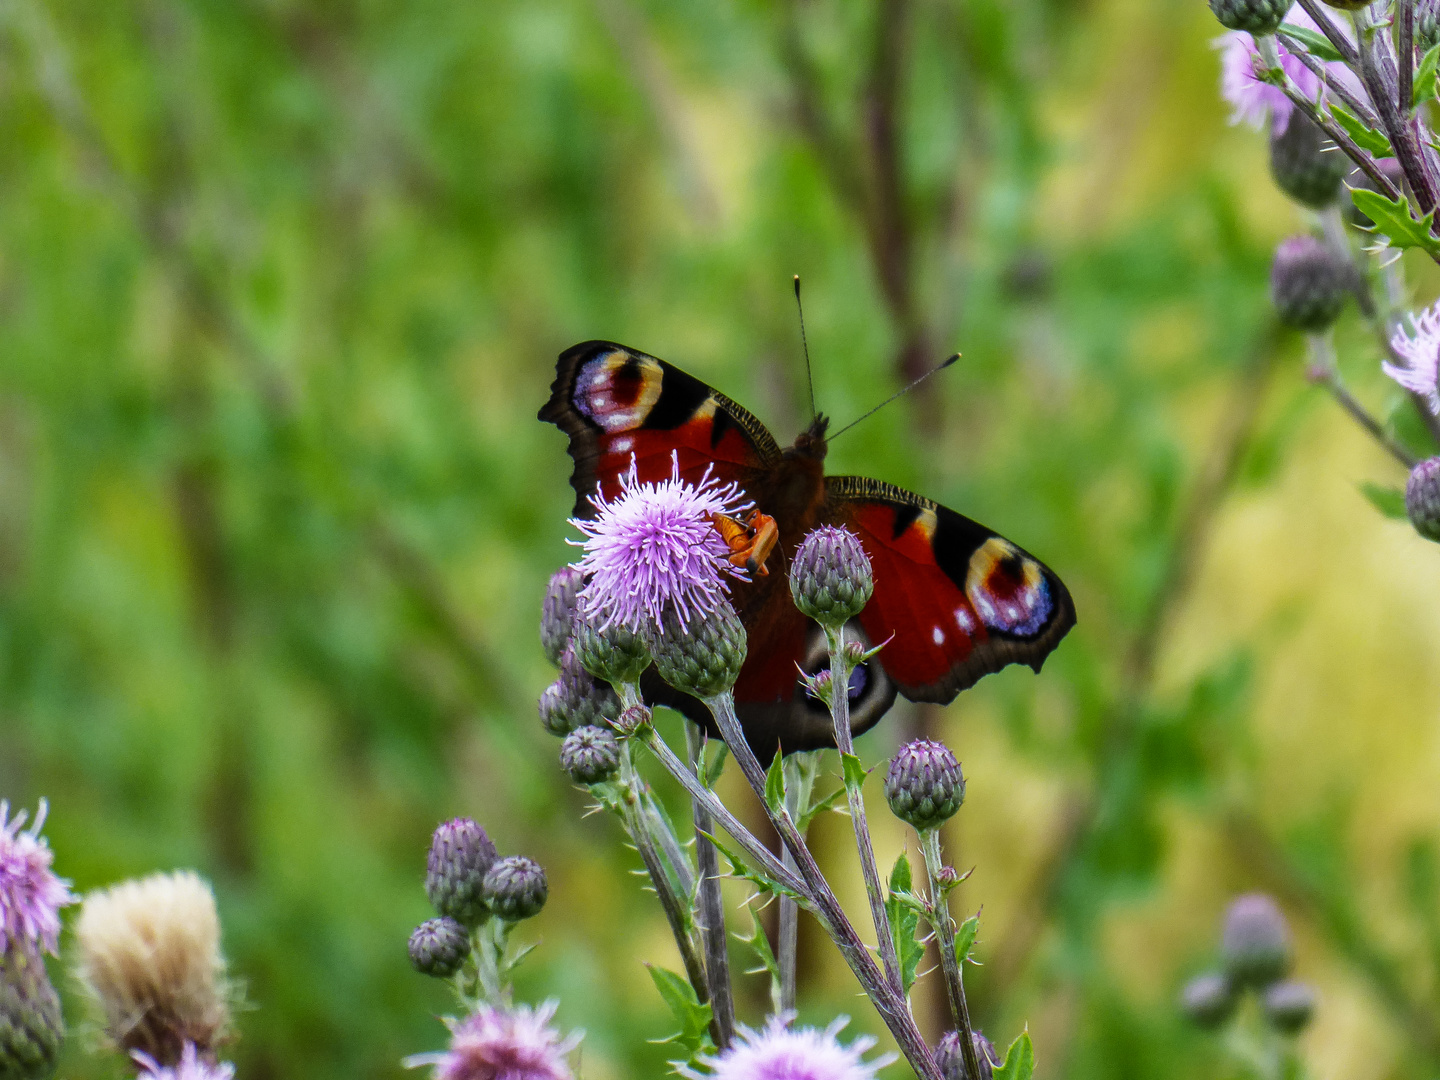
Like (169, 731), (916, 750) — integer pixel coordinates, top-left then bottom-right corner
(787, 413), (830, 461)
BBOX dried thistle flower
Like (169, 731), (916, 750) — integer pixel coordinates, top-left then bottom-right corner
(74, 871), (231, 1066)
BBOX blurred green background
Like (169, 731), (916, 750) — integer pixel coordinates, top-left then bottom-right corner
(3, 0), (1440, 1076)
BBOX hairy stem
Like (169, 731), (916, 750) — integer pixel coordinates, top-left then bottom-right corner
(687, 723), (735, 1047)
(920, 829), (983, 1080)
(1306, 334), (1419, 468)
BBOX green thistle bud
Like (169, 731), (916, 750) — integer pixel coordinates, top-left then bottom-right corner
(884, 739), (965, 832)
(1406, 457), (1440, 542)
(1270, 114), (1346, 209)
(934, 1030), (997, 1080)
(611, 704), (652, 739)
(573, 600), (652, 688)
(482, 856), (548, 922)
(647, 601), (747, 700)
(559, 725), (621, 785)
(1321, 0), (1372, 9)
(1180, 972), (1236, 1029)
(1263, 979), (1316, 1035)
(1270, 236), (1349, 332)
(1420, 1), (1440, 54)
(407, 917), (471, 978)
(425, 818), (497, 927)
(0, 947), (63, 1080)
(538, 646), (621, 737)
(789, 526), (873, 627)
(1208, 0), (1292, 33)
(1222, 893), (1292, 988)
(540, 565), (584, 666)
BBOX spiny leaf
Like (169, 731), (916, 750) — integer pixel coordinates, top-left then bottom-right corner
(738, 909), (782, 1014)
(841, 752), (868, 791)
(765, 749), (786, 813)
(645, 964), (715, 1058)
(1417, 41), (1440, 107)
(885, 854), (925, 995)
(798, 784), (847, 829)
(955, 914), (981, 966)
(1331, 104), (1393, 157)
(705, 831), (806, 903)
(994, 1030), (1035, 1080)
(1277, 24), (1344, 63)
(1350, 188), (1440, 252)
(704, 743), (729, 788)
(1360, 480), (1409, 520)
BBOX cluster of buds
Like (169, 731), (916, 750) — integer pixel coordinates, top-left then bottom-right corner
(1181, 894), (1316, 1036)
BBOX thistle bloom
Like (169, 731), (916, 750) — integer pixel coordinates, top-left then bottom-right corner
(132, 1044), (236, 1080)
(0, 800), (74, 957)
(1216, 29), (1321, 133)
(570, 453), (750, 634)
(679, 1014), (895, 1080)
(406, 1001), (581, 1080)
(1387, 302), (1440, 415)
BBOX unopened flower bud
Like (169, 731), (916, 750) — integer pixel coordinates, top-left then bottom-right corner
(884, 740), (965, 832)
(482, 857), (548, 922)
(647, 600), (747, 700)
(559, 725), (621, 785)
(1222, 893), (1292, 988)
(408, 917), (471, 979)
(1420, 0), (1440, 54)
(1271, 236), (1349, 333)
(573, 600), (652, 688)
(0, 946), (63, 1080)
(937, 866), (959, 887)
(540, 566), (584, 666)
(1180, 972), (1236, 1029)
(425, 818), (497, 927)
(1270, 114), (1346, 209)
(934, 1029), (997, 1080)
(1263, 979), (1316, 1034)
(789, 526), (873, 627)
(611, 704), (652, 738)
(1208, 0), (1292, 33)
(1406, 457), (1440, 541)
(538, 647), (621, 737)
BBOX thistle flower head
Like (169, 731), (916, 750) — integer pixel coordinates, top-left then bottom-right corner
(482, 857), (548, 923)
(132, 1043), (236, 1080)
(75, 871), (231, 1066)
(0, 943), (65, 1080)
(570, 454), (750, 635)
(425, 818), (498, 927)
(1216, 31), (1317, 133)
(1387, 302), (1440, 415)
(1407, 457), (1440, 542)
(409, 917), (472, 979)
(678, 1013), (895, 1080)
(0, 800), (74, 958)
(1180, 972), (1236, 1029)
(406, 1000), (581, 1080)
(539, 646), (621, 737)
(647, 597), (747, 700)
(789, 526), (874, 627)
(884, 740), (966, 833)
(934, 1029), (998, 1080)
(559, 726), (621, 786)
(1263, 979), (1317, 1034)
(1221, 893), (1291, 988)
(540, 565), (585, 666)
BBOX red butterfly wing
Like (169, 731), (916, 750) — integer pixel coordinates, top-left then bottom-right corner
(825, 476), (1076, 702)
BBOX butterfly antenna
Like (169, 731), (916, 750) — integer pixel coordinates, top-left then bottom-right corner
(794, 275), (816, 421)
(827, 352), (961, 442)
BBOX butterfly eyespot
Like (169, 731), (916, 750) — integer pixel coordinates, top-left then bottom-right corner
(575, 351), (664, 432)
(965, 537), (1051, 637)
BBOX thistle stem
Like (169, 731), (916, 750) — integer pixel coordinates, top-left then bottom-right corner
(779, 753), (815, 1013)
(920, 828), (984, 1080)
(687, 723), (735, 1047)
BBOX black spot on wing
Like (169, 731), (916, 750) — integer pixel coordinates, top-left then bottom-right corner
(931, 506), (995, 588)
(644, 365), (712, 430)
(890, 504), (922, 540)
(710, 406), (734, 449)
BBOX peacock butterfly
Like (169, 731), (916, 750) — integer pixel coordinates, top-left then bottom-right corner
(540, 341), (1076, 756)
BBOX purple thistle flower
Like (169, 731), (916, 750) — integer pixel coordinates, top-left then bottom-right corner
(679, 1014), (895, 1080)
(406, 1001), (582, 1080)
(132, 1044), (236, 1080)
(1216, 12), (1361, 134)
(0, 799), (75, 957)
(570, 453), (750, 634)
(1388, 301), (1440, 415)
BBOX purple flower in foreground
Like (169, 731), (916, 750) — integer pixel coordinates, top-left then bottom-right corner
(571, 453), (750, 634)
(1387, 302), (1440, 415)
(679, 1014), (895, 1080)
(406, 1001), (581, 1080)
(0, 800), (74, 957)
(1216, 30), (1321, 133)
(133, 1044), (235, 1080)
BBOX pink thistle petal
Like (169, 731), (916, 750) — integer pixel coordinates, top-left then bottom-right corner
(679, 1014), (895, 1080)
(132, 1044), (236, 1080)
(1388, 301), (1440, 415)
(0, 799), (75, 957)
(1216, 13), (1362, 135)
(407, 1001), (581, 1080)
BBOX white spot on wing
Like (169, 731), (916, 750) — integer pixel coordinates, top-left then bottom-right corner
(955, 607), (975, 632)
(932, 626), (945, 646)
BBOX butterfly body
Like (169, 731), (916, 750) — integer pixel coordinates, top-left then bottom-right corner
(541, 341), (1075, 756)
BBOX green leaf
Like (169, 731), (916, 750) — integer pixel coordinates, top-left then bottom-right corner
(704, 831), (807, 902)
(1350, 188), (1440, 252)
(955, 914), (981, 966)
(704, 743), (729, 788)
(645, 964), (716, 1057)
(1277, 25), (1345, 63)
(1417, 42), (1440, 107)
(797, 784), (847, 829)
(841, 752), (868, 791)
(1331, 104), (1393, 157)
(764, 749), (786, 812)
(885, 854), (925, 995)
(1360, 480), (1409, 520)
(994, 1031), (1036, 1080)
(738, 909), (783, 1014)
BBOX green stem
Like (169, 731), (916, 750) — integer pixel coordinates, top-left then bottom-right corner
(920, 828), (983, 1080)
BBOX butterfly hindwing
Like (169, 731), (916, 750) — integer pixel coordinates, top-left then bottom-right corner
(539, 340), (781, 516)
(825, 476), (1076, 703)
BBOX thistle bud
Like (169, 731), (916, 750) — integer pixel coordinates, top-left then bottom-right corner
(790, 526), (873, 627)
(1208, 0), (1293, 33)
(1420, 0), (1440, 55)
(573, 599), (652, 688)
(559, 725), (621, 785)
(540, 565), (584, 666)
(1263, 979), (1316, 1034)
(1321, 0), (1373, 9)
(1221, 893), (1292, 988)
(1180, 972), (1236, 1029)
(884, 739), (965, 832)
(1406, 457), (1440, 541)
(1271, 236), (1349, 333)
(482, 857), (548, 922)
(934, 1029), (997, 1080)
(0, 946), (63, 1080)
(425, 818), (498, 927)
(1270, 114), (1346, 209)
(538, 646), (621, 737)
(408, 917), (471, 978)
(647, 600), (747, 700)
(611, 704), (652, 739)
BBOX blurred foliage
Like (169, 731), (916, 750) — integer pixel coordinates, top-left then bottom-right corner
(2, 0), (1440, 1077)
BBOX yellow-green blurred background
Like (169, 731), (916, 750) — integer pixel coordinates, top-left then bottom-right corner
(3, 0), (1439, 1076)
